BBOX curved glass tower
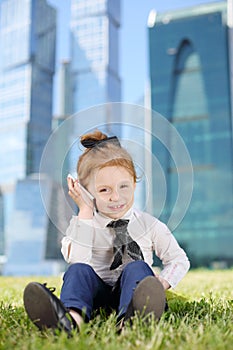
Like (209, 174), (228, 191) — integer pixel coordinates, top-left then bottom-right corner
(149, 2), (233, 267)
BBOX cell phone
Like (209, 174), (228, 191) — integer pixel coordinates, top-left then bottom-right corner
(67, 173), (97, 210)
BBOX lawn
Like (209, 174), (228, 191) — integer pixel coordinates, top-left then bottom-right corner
(0, 269), (232, 350)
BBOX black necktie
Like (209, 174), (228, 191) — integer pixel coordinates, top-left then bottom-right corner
(107, 219), (144, 270)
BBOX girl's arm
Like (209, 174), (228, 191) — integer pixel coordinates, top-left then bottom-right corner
(61, 176), (95, 264)
(153, 221), (190, 289)
(61, 216), (94, 264)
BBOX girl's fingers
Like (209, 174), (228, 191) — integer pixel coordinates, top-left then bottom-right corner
(67, 179), (84, 204)
(67, 176), (79, 192)
(67, 176), (74, 189)
(67, 176), (93, 210)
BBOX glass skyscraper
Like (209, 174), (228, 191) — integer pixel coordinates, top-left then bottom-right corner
(0, 0), (122, 274)
(0, 0), (58, 274)
(70, 0), (121, 116)
(149, 2), (233, 267)
(64, 0), (122, 180)
(0, 0), (56, 180)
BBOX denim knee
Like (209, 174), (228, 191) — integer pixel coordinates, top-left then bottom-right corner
(122, 260), (154, 276)
(63, 262), (95, 279)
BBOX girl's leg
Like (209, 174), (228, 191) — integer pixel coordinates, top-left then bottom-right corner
(118, 260), (155, 318)
(23, 263), (112, 333)
(60, 262), (112, 321)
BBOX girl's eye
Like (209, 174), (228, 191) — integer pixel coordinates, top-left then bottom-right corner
(120, 184), (129, 189)
(99, 188), (109, 193)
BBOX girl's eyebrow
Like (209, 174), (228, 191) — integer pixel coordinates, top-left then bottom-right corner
(118, 180), (132, 185)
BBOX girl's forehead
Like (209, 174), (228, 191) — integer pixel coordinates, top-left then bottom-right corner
(93, 166), (133, 183)
(98, 166), (131, 176)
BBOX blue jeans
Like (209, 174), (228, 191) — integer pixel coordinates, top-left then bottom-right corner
(60, 261), (154, 321)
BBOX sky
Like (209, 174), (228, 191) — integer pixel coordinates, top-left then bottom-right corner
(48, 0), (220, 112)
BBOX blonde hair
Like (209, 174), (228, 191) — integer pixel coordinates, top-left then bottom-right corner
(77, 130), (137, 187)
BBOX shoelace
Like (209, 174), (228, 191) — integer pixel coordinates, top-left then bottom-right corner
(43, 282), (56, 293)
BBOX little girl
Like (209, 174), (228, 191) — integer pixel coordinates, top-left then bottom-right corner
(23, 130), (190, 334)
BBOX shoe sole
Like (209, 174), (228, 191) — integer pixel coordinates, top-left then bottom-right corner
(23, 282), (59, 330)
(132, 276), (166, 320)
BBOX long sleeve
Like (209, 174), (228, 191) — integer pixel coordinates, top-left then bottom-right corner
(61, 216), (94, 264)
(152, 221), (190, 288)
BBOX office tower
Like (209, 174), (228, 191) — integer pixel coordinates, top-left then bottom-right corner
(149, 2), (233, 266)
(58, 0), (122, 158)
(0, 0), (56, 180)
(0, 0), (58, 274)
(70, 0), (121, 132)
(70, 0), (121, 111)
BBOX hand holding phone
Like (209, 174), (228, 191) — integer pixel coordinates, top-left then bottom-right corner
(67, 174), (97, 211)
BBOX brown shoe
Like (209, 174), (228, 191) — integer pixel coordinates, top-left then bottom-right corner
(124, 276), (166, 321)
(23, 282), (76, 335)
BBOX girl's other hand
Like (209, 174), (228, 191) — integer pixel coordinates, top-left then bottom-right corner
(154, 274), (171, 290)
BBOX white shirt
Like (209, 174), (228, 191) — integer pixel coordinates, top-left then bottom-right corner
(61, 208), (190, 288)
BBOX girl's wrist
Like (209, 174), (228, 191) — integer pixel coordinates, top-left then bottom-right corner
(159, 277), (170, 290)
(155, 274), (171, 290)
(78, 208), (94, 219)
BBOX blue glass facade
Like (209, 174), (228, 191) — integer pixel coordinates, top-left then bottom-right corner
(65, 0), (122, 179)
(4, 176), (64, 275)
(70, 0), (121, 112)
(0, 0), (59, 274)
(149, 2), (233, 266)
(0, 0), (56, 179)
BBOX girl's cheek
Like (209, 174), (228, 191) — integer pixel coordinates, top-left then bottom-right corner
(95, 197), (107, 207)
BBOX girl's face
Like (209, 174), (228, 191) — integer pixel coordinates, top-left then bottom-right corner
(88, 166), (136, 219)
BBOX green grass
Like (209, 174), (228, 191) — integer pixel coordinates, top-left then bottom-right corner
(0, 270), (232, 350)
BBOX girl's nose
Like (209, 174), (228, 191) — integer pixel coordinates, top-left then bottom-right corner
(110, 189), (119, 201)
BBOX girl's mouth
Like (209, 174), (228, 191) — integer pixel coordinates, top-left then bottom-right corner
(108, 204), (125, 211)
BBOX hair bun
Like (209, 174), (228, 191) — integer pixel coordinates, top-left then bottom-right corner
(80, 130), (107, 149)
